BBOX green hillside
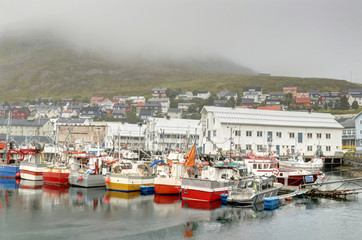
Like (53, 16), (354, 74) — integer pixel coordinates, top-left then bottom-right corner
(0, 35), (360, 102)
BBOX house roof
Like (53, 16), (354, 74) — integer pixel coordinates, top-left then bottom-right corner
(139, 108), (153, 116)
(0, 118), (49, 127)
(112, 109), (126, 115)
(257, 106), (281, 111)
(283, 87), (297, 91)
(296, 93), (309, 98)
(243, 87), (261, 92)
(167, 108), (182, 114)
(201, 106), (343, 129)
(58, 118), (88, 124)
(338, 118), (355, 128)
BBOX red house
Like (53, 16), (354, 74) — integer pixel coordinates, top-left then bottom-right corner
(296, 93), (311, 108)
(11, 107), (30, 119)
(90, 97), (105, 104)
(152, 88), (167, 98)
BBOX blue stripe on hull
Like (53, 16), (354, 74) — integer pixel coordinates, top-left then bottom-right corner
(106, 188), (140, 193)
(0, 165), (19, 178)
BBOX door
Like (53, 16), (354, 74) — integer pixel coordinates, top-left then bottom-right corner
(298, 133), (303, 143)
(276, 145), (280, 155)
(267, 131), (273, 142)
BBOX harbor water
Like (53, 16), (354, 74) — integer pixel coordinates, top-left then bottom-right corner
(1, 177), (362, 240)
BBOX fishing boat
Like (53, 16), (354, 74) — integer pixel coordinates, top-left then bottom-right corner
(153, 147), (189, 195)
(43, 151), (71, 185)
(0, 146), (28, 179)
(68, 153), (108, 188)
(105, 160), (154, 193)
(226, 176), (283, 205)
(181, 160), (246, 202)
(19, 148), (47, 181)
(279, 155), (324, 172)
(244, 157), (322, 186)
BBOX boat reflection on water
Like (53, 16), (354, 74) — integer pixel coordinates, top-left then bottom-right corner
(182, 199), (222, 210)
(0, 178), (20, 190)
(105, 190), (141, 202)
(70, 187), (106, 209)
(154, 194), (181, 204)
(19, 179), (43, 189)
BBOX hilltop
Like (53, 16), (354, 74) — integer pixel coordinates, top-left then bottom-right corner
(0, 33), (360, 102)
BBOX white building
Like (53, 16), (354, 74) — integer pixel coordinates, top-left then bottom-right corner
(104, 122), (146, 150)
(145, 118), (200, 152)
(176, 91), (194, 100)
(199, 106), (343, 157)
(148, 98), (170, 114)
(196, 91), (211, 100)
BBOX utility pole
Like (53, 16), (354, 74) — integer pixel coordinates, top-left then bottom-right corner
(138, 122), (142, 161)
(229, 127), (233, 160)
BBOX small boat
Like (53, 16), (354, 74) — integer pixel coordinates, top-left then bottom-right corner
(227, 176), (283, 205)
(105, 161), (154, 193)
(244, 156), (322, 186)
(279, 155), (324, 172)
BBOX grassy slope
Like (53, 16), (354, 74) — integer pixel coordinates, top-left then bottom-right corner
(0, 36), (360, 102)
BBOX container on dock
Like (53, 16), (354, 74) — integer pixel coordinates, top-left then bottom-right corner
(264, 197), (279, 210)
(220, 193), (228, 205)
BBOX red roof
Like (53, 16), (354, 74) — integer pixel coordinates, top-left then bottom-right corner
(110, 99), (119, 103)
(136, 102), (146, 107)
(296, 93), (309, 98)
(283, 87), (297, 91)
(257, 106), (281, 111)
(90, 97), (104, 102)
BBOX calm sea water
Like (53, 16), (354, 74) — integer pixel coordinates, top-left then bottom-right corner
(1, 175), (361, 240)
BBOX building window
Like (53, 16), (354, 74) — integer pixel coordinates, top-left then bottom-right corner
(326, 146), (331, 152)
(289, 133), (295, 138)
(246, 131), (252, 137)
(316, 133), (321, 139)
(213, 130), (217, 137)
(246, 144), (252, 150)
(257, 145), (263, 151)
(276, 132), (282, 138)
(307, 133), (312, 138)
(257, 131), (263, 137)
(360, 119), (362, 125)
(235, 130), (241, 136)
(307, 146), (313, 151)
(326, 133), (331, 139)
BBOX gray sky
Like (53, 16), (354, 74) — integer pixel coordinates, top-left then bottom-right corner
(1, 0), (362, 82)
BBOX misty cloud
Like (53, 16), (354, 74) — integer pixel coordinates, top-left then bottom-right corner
(1, 0), (362, 81)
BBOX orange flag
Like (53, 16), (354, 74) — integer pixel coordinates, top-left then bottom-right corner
(184, 143), (196, 167)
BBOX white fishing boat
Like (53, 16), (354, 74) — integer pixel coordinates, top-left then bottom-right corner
(69, 153), (108, 188)
(279, 155), (324, 172)
(20, 150), (47, 181)
(227, 176), (283, 205)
